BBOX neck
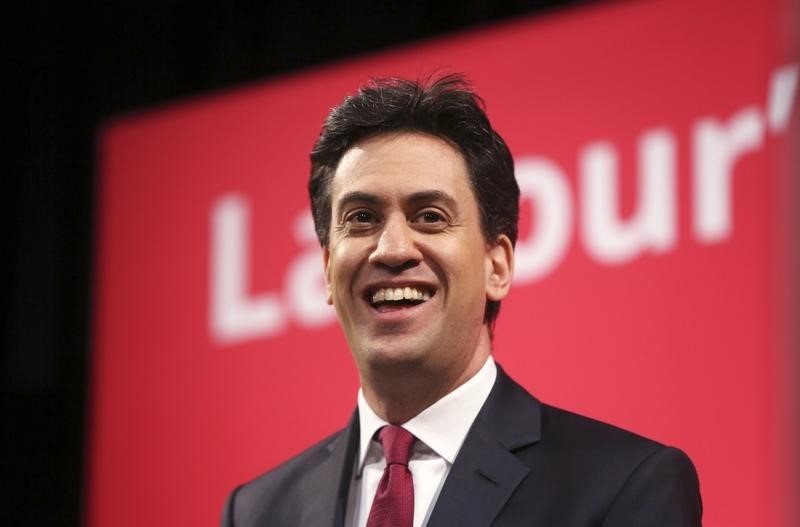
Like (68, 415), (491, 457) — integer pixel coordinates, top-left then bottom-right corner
(359, 331), (492, 424)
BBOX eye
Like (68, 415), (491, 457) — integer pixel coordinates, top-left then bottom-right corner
(423, 211), (444, 223)
(344, 209), (377, 224)
(340, 209), (381, 235)
(412, 209), (448, 230)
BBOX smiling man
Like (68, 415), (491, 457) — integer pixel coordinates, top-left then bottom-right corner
(221, 75), (702, 527)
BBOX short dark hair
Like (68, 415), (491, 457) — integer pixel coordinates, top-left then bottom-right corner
(308, 73), (519, 328)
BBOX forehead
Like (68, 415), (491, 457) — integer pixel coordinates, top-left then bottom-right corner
(330, 132), (472, 204)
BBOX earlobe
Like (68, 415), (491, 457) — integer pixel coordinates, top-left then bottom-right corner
(322, 247), (334, 305)
(486, 235), (514, 302)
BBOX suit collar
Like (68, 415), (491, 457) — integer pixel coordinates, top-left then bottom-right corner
(474, 364), (542, 450)
(356, 355), (499, 472)
(298, 410), (359, 527)
(296, 365), (542, 527)
(427, 365), (542, 527)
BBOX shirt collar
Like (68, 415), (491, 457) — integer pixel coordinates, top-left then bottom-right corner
(356, 356), (497, 473)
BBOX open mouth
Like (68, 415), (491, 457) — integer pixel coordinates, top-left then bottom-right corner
(367, 286), (434, 309)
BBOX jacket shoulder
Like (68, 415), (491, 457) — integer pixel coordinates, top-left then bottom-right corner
(539, 403), (663, 453)
(244, 430), (341, 494)
(512, 403), (702, 525)
(221, 429), (346, 527)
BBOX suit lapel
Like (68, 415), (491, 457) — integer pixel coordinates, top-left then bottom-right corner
(427, 366), (542, 527)
(298, 410), (359, 527)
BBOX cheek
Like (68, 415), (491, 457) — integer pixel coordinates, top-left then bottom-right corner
(330, 257), (351, 288)
(447, 247), (490, 293)
(329, 244), (367, 289)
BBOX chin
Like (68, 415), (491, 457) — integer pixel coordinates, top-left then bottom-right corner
(359, 343), (431, 373)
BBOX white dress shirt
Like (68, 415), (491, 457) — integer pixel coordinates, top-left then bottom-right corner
(344, 356), (498, 527)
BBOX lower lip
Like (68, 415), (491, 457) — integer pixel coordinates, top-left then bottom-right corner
(368, 296), (434, 321)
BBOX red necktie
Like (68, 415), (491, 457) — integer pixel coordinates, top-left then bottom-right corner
(365, 425), (416, 527)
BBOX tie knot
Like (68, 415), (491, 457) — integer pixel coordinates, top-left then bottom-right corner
(378, 425), (415, 466)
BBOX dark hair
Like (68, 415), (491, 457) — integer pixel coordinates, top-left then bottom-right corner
(309, 73), (519, 328)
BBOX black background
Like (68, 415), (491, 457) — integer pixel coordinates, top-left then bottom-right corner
(8, 1), (592, 525)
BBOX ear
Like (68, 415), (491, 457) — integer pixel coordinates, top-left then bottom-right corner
(485, 234), (514, 302)
(322, 246), (334, 305)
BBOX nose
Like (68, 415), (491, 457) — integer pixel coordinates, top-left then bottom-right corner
(368, 215), (423, 270)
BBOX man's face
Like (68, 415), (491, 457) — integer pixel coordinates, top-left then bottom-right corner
(323, 132), (512, 380)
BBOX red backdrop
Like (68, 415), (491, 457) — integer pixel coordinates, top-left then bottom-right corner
(89, 0), (799, 525)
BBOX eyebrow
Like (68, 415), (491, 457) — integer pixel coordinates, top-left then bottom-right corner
(405, 190), (458, 210)
(335, 189), (458, 211)
(336, 191), (384, 210)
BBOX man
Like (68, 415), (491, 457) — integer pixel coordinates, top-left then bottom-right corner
(221, 75), (702, 526)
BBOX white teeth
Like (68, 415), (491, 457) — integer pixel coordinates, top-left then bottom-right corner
(370, 286), (433, 304)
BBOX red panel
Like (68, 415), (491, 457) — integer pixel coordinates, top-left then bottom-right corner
(89, 0), (799, 525)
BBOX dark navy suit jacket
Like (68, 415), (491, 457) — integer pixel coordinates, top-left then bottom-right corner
(221, 366), (702, 526)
